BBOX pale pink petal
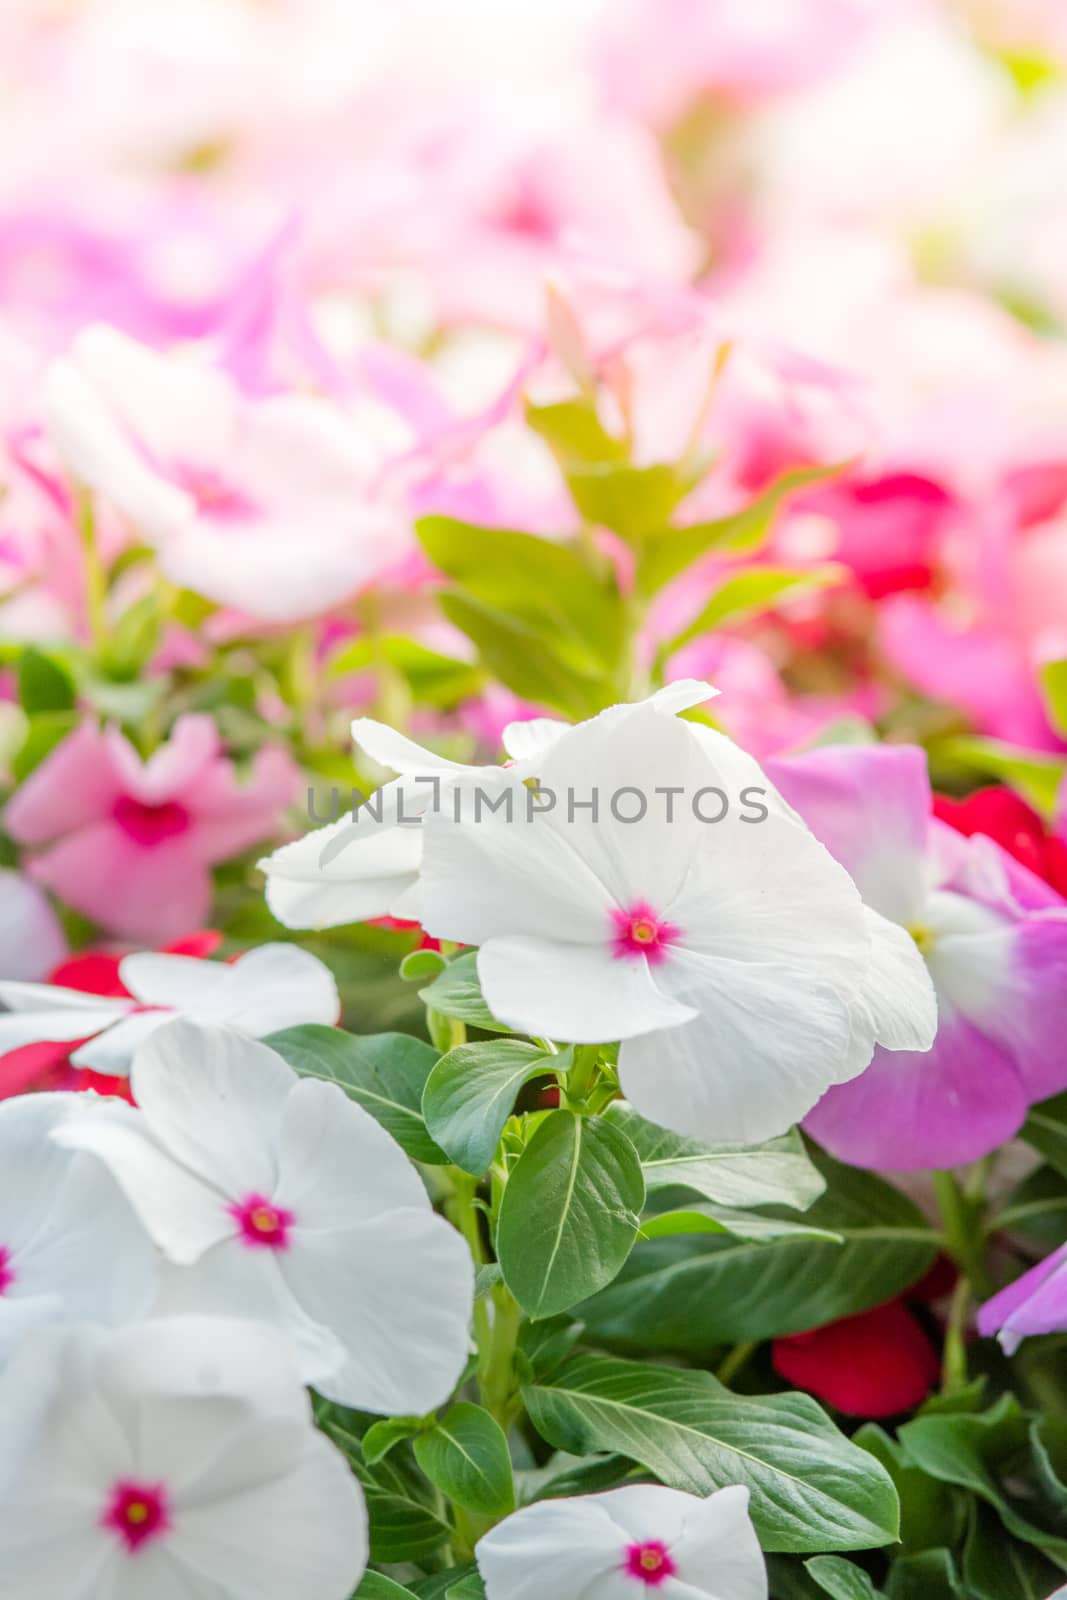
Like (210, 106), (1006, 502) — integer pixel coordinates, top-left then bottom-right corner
(28, 825), (211, 944)
(4, 723), (121, 845)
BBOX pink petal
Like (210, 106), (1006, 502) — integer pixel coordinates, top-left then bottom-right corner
(29, 824), (211, 944)
(4, 722), (121, 845)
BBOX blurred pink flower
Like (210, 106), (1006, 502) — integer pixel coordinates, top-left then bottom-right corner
(5, 715), (296, 943)
(0, 870), (67, 981)
(44, 324), (402, 622)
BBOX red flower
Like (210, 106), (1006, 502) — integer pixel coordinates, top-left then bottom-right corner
(933, 787), (1067, 897)
(368, 916), (442, 952)
(772, 1299), (941, 1419)
(0, 931), (223, 1102)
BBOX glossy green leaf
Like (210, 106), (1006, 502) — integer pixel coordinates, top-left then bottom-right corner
(804, 1556), (883, 1599)
(267, 1025), (446, 1164)
(361, 1416), (424, 1467)
(580, 1148), (935, 1350)
(418, 952), (510, 1033)
(638, 1204), (842, 1245)
(523, 1354), (899, 1552)
(604, 1103), (826, 1211)
(423, 1040), (560, 1174)
(355, 1574), (417, 1598)
(496, 1111), (645, 1319)
(413, 1402), (515, 1516)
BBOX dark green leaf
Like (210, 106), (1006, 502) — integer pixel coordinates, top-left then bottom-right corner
(580, 1149), (935, 1350)
(1023, 1092), (1067, 1180)
(267, 1025), (446, 1164)
(17, 647), (75, 714)
(884, 1549), (962, 1600)
(497, 1112), (645, 1319)
(963, 1502), (1064, 1600)
(854, 1424), (962, 1556)
(423, 1040), (559, 1174)
(517, 1316), (586, 1383)
(523, 1354), (899, 1552)
(413, 1402), (515, 1516)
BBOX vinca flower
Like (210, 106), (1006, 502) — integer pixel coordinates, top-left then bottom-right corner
(978, 1242), (1067, 1355)
(766, 743), (1067, 1169)
(0, 869), (66, 980)
(4, 715), (296, 943)
(475, 1484), (766, 1600)
(0, 941), (340, 1077)
(0, 1094), (156, 1359)
(0, 1316), (368, 1599)
(418, 690), (936, 1144)
(57, 1019), (475, 1412)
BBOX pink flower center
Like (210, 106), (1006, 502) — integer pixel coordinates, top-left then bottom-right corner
(610, 902), (682, 966)
(230, 1193), (294, 1250)
(624, 1541), (676, 1586)
(174, 462), (258, 522)
(0, 1247), (14, 1295)
(102, 1481), (170, 1554)
(113, 796), (191, 847)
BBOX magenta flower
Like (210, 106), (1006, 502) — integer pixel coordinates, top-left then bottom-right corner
(5, 715), (296, 942)
(978, 1243), (1067, 1355)
(766, 742), (1067, 1171)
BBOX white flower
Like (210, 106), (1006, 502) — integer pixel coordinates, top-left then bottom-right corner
(56, 1019), (474, 1412)
(0, 1316), (367, 1600)
(0, 942), (340, 1076)
(259, 683), (718, 931)
(0, 1094), (156, 1360)
(476, 1483), (767, 1600)
(418, 693), (936, 1144)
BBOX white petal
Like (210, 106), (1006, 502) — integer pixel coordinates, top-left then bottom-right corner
(500, 716), (568, 762)
(282, 1207), (475, 1414)
(476, 1497), (629, 1600)
(274, 1077), (428, 1224)
(672, 1486), (766, 1600)
(193, 944), (340, 1033)
(261, 792), (423, 928)
(621, 952), (856, 1144)
(54, 1107), (232, 1265)
(117, 953), (232, 1009)
(70, 1011), (168, 1074)
(853, 909), (938, 1055)
(130, 1021), (295, 1198)
(352, 717), (476, 775)
(477, 936), (697, 1042)
(0, 982), (131, 1051)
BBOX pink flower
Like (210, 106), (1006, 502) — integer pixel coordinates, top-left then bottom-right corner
(5, 715), (296, 942)
(766, 742), (1067, 1171)
(978, 1241), (1067, 1355)
(44, 324), (402, 622)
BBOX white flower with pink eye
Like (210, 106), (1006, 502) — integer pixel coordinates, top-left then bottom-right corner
(0, 1316), (368, 1599)
(43, 322), (398, 622)
(0, 941), (340, 1077)
(55, 1019), (475, 1413)
(0, 1094), (156, 1360)
(475, 1484), (767, 1600)
(418, 692), (936, 1146)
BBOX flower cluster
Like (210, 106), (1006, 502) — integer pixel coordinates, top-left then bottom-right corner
(1, 2), (1067, 1596)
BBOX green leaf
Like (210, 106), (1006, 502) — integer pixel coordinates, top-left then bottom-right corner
(853, 1424), (962, 1556)
(804, 1556), (883, 1599)
(580, 1148), (935, 1351)
(883, 1549), (962, 1600)
(525, 397), (627, 469)
(355, 1574), (417, 1599)
(444, 1573), (485, 1600)
(517, 1315), (586, 1383)
(418, 952), (510, 1033)
(604, 1103), (826, 1211)
(1040, 659), (1067, 739)
(1031, 1414), (1067, 1513)
(413, 1402), (515, 1516)
(899, 1396), (1067, 1566)
(941, 737), (1064, 818)
(327, 634), (484, 709)
(497, 1112), (645, 1319)
(400, 948), (448, 982)
(364, 1491), (451, 1564)
(637, 464), (841, 593)
(638, 1204), (842, 1245)
(523, 1354), (899, 1552)
(963, 1501), (1064, 1600)
(566, 461), (688, 543)
(361, 1416), (424, 1467)
(1022, 1091), (1067, 1180)
(423, 1040), (560, 1174)
(438, 589), (613, 721)
(417, 516), (624, 675)
(267, 1025), (446, 1164)
(17, 647), (75, 714)
(11, 710), (77, 782)
(667, 564), (844, 653)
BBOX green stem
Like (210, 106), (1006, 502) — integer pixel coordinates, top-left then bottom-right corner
(716, 1340), (757, 1386)
(942, 1273), (971, 1394)
(478, 1283), (523, 1430)
(563, 1044), (602, 1111)
(77, 489), (107, 653)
